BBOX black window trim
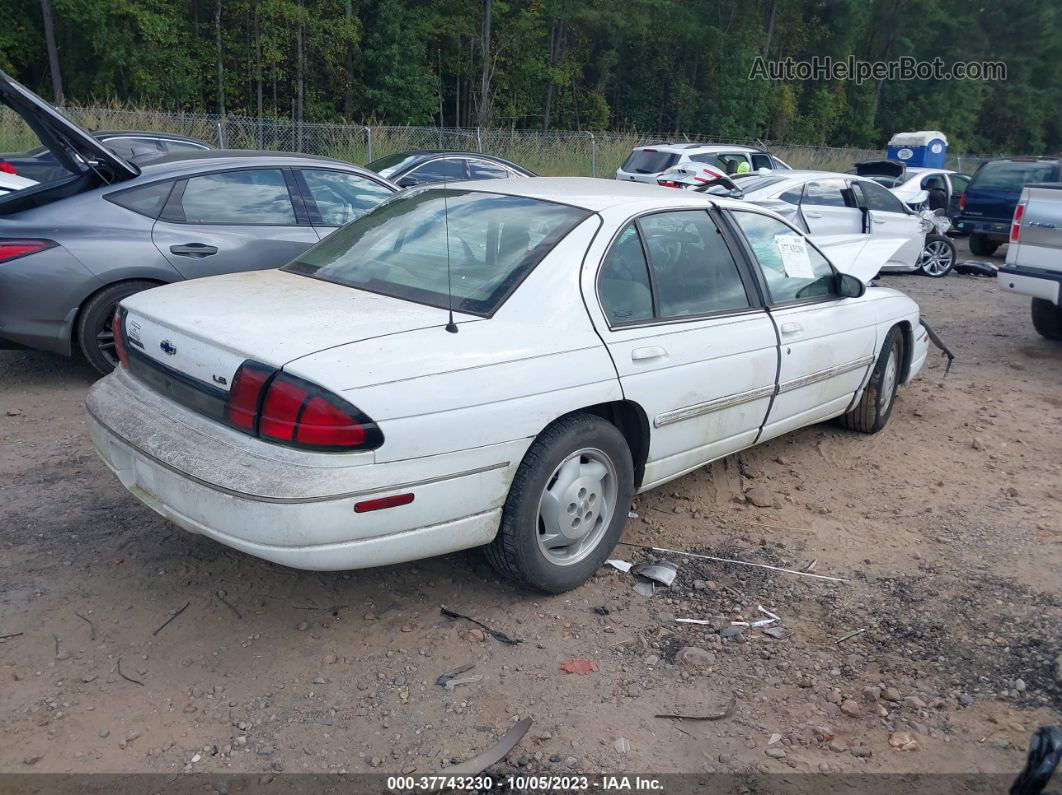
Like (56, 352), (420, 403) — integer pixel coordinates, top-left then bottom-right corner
(291, 166), (397, 226)
(104, 177), (179, 220)
(158, 165), (307, 227)
(594, 205), (765, 331)
(720, 207), (843, 310)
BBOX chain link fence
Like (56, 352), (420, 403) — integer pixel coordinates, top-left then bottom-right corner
(1, 105), (1007, 177)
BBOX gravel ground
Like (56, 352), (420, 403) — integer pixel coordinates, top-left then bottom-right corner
(1, 240), (1059, 781)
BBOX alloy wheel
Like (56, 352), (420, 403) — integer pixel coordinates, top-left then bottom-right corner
(536, 447), (618, 566)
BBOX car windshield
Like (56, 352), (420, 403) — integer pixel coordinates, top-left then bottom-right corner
(622, 149), (680, 174)
(365, 152), (423, 178)
(972, 160), (1058, 191)
(284, 188), (590, 315)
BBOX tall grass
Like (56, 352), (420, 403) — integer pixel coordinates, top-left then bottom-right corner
(0, 104), (1003, 177)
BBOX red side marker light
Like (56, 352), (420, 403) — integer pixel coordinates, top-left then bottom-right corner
(354, 493), (414, 513)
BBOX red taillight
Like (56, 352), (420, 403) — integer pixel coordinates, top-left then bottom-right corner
(259, 377), (310, 442)
(112, 307), (129, 368)
(959, 193), (967, 211)
(1011, 201), (1025, 243)
(658, 180), (680, 188)
(224, 362), (382, 451)
(225, 362), (273, 431)
(0, 239), (55, 263)
(0, 161), (16, 174)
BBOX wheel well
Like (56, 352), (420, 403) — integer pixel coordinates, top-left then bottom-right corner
(574, 400), (651, 488)
(72, 278), (166, 344)
(896, 321), (914, 383)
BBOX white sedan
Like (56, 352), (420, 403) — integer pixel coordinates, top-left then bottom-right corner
(86, 179), (929, 593)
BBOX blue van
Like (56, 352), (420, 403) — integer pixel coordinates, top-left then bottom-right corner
(956, 157), (1061, 256)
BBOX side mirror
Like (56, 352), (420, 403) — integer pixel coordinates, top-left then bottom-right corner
(837, 272), (866, 298)
(396, 176), (418, 188)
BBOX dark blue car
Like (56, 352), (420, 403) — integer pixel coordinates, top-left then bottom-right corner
(955, 157), (1061, 256)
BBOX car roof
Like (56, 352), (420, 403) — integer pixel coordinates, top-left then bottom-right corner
(136, 150), (387, 180)
(93, 130), (212, 145)
(380, 150), (533, 172)
(636, 143), (761, 154)
(428, 176), (754, 213)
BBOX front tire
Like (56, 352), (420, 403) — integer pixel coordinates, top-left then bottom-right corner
(76, 280), (158, 375)
(840, 326), (904, 434)
(486, 413), (634, 593)
(1031, 298), (1062, 340)
(969, 233), (1000, 257)
(919, 234), (956, 277)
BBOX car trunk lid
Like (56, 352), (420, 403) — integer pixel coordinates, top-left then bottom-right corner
(0, 69), (139, 214)
(853, 159), (906, 180)
(120, 269), (464, 397)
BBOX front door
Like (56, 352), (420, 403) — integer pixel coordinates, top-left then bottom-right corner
(151, 167), (319, 279)
(727, 209), (877, 440)
(854, 179), (924, 269)
(586, 208), (779, 490)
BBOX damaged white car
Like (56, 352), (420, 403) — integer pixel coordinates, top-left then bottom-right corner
(86, 179), (930, 592)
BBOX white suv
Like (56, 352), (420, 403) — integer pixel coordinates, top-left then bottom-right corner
(616, 143), (791, 183)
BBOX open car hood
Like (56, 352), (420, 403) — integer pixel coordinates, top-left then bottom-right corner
(0, 69), (139, 184)
(810, 234), (911, 284)
(854, 159), (906, 180)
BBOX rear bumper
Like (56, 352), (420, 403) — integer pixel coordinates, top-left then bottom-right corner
(954, 217), (1010, 239)
(998, 266), (1062, 305)
(85, 368), (519, 570)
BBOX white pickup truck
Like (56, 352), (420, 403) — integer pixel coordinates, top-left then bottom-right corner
(998, 183), (1062, 339)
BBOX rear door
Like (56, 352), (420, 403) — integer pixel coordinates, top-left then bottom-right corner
(727, 209), (877, 440)
(587, 207), (778, 488)
(151, 167), (319, 279)
(853, 179), (923, 269)
(293, 167), (395, 237)
(946, 173), (970, 218)
(798, 178), (862, 235)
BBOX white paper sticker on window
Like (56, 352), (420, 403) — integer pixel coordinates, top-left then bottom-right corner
(777, 234), (815, 279)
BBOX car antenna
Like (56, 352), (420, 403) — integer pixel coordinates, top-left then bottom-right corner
(441, 177), (459, 333)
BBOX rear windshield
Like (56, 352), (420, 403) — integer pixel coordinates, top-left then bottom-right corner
(284, 189), (590, 315)
(972, 160), (1059, 191)
(365, 152), (422, 177)
(622, 150), (680, 174)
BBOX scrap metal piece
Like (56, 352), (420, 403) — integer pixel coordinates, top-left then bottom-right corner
(435, 663), (475, 688)
(835, 628), (867, 644)
(630, 561), (678, 587)
(763, 626), (791, 640)
(633, 581), (656, 597)
(444, 717), (533, 776)
(607, 559), (633, 573)
(920, 318), (955, 376)
(440, 608), (522, 645)
(445, 675), (483, 691)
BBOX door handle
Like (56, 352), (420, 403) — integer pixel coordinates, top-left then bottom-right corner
(872, 218), (886, 225)
(780, 322), (803, 335)
(804, 211), (823, 219)
(170, 243), (219, 257)
(1028, 221), (1056, 228)
(631, 346), (667, 361)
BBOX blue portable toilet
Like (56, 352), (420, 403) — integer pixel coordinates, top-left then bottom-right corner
(886, 131), (948, 168)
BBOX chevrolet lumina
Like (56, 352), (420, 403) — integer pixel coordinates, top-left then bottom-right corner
(85, 178), (930, 593)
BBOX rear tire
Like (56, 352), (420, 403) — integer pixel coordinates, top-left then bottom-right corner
(918, 234), (955, 277)
(840, 326), (904, 434)
(486, 413), (634, 593)
(969, 233), (1000, 257)
(1031, 298), (1062, 340)
(76, 280), (158, 375)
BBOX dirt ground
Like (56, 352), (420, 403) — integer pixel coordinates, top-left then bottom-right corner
(1, 240), (1060, 784)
